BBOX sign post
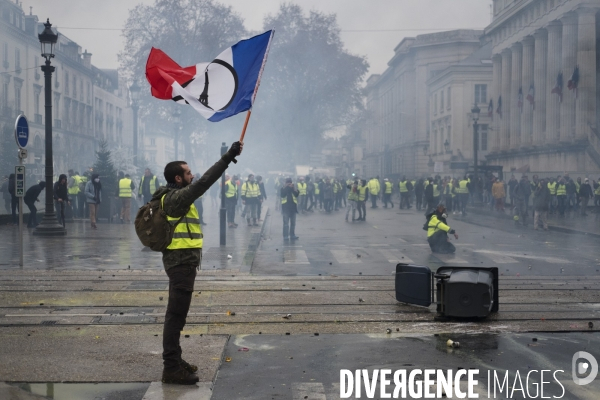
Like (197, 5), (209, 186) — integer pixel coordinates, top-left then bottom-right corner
(15, 114), (29, 267)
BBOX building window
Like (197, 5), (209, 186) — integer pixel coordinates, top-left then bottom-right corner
(64, 72), (69, 96)
(480, 124), (488, 151)
(14, 80), (22, 112)
(2, 78), (9, 107)
(150, 138), (156, 146)
(447, 87), (451, 110)
(440, 90), (444, 112)
(475, 84), (487, 104)
(439, 127), (444, 154)
(2, 43), (8, 68)
(434, 94), (438, 115)
(14, 48), (20, 70)
(447, 125), (451, 147)
(73, 76), (77, 97)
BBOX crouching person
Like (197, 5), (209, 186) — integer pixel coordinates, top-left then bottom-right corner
(425, 204), (458, 254)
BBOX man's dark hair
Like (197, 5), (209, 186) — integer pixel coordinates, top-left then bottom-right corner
(164, 161), (187, 184)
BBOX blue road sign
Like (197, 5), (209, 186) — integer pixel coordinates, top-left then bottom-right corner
(14, 114), (29, 149)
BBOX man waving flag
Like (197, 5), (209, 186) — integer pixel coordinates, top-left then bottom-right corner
(146, 30), (273, 122)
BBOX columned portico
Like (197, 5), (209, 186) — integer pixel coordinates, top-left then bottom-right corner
(510, 43), (522, 149)
(500, 49), (512, 150)
(545, 22), (561, 143)
(575, 7), (597, 141)
(521, 37), (534, 147)
(486, 0), (600, 175)
(559, 12), (578, 142)
(533, 29), (548, 145)
(491, 54), (502, 151)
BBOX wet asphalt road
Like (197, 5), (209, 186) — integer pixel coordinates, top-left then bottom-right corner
(1, 198), (599, 399)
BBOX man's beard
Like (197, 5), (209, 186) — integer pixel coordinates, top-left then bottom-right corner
(181, 178), (193, 188)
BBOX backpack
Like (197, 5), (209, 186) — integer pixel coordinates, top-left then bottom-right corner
(134, 194), (185, 252)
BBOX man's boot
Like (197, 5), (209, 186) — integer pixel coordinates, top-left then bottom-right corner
(162, 366), (199, 385)
(247, 218), (252, 226)
(253, 218), (259, 226)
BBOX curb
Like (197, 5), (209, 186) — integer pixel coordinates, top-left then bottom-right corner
(464, 204), (600, 238)
(240, 206), (269, 273)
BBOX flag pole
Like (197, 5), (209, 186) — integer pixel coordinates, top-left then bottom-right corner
(238, 29), (274, 143)
(239, 110), (252, 142)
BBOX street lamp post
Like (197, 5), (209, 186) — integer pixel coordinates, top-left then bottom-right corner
(34, 19), (66, 236)
(129, 81), (141, 167)
(471, 104), (481, 202)
(172, 108), (181, 159)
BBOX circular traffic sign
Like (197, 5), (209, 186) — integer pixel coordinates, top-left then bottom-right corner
(14, 114), (29, 149)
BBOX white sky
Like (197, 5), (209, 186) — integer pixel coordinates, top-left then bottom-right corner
(21, 0), (491, 76)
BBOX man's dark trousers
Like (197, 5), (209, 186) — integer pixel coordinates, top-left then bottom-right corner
(226, 197), (237, 223)
(25, 200), (37, 227)
(427, 231), (455, 254)
(282, 208), (296, 239)
(163, 264), (197, 371)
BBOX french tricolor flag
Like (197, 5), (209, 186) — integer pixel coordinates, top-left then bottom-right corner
(145, 30), (274, 122)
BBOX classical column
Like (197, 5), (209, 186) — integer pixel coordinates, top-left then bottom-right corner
(500, 49), (512, 150)
(521, 36), (534, 147)
(545, 22), (562, 143)
(575, 7), (597, 140)
(510, 43), (522, 149)
(560, 12), (577, 141)
(534, 29), (548, 145)
(491, 54), (502, 151)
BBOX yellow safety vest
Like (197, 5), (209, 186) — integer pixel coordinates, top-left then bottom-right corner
(333, 182), (340, 194)
(399, 181), (408, 193)
(433, 184), (440, 198)
(595, 185), (600, 195)
(547, 182), (556, 195)
(427, 214), (451, 238)
(314, 182), (320, 195)
(348, 186), (358, 201)
(242, 181), (260, 198)
(358, 185), (368, 201)
(139, 176), (157, 195)
(225, 180), (237, 198)
(281, 191), (297, 204)
(575, 182), (580, 193)
(385, 181), (393, 194)
(297, 182), (307, 195)
(68, 175), (81, 195)
(457, 180), (469, 194)
(119, 178), (132, 197)
(368, 179), (380, 195)
(162, 195), (203, 250)
(447, 183), (454, 197)
(556, 184), (566, 196)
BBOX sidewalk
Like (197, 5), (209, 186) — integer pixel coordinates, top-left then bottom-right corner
(465, 202), (600, 238)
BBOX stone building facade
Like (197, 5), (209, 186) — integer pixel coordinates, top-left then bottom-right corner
(427, 43), (494, 176)
(0, 0), (139, 183)
(364, 30), (484, 179)
(485, 0), (600, 176)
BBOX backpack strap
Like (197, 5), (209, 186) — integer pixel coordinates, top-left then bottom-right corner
(161, 194), (187, 228)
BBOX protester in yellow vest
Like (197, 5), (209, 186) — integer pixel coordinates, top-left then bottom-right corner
(357, 179), (369, 221)
(67, 169), (80, 218)
(156, 141), (242, 385)
(368, 177), (380, 208)
(296, 177), (307, 213)
(241, 174), (261, 226)
(383, 178), (394, 208)
(426, 204), (458, 254)
(346, 179), (359, 221)
(224, 174), (238, 228)
(117, 173), (135, 223)
(139, 168), (160, 204)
